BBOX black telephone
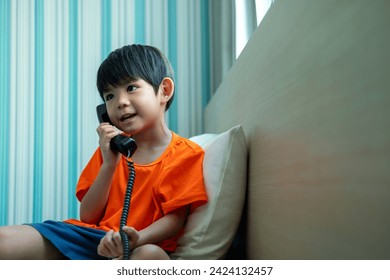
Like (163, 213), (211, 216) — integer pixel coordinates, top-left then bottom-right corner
(96, 103), (136, 260)
(96, 104), (137, 158)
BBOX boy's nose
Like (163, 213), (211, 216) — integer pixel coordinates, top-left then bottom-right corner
(117, 93), (130, 108)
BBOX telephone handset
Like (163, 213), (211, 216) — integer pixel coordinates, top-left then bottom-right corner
(96, 104), (137, 158)
(96, 103), (136, 260)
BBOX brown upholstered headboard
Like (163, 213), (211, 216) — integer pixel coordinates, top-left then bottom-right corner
(204, 0), (390, 259)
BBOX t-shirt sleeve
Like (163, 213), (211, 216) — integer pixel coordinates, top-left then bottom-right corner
(156, 144), (208, 215)
(75, 148), (103, 202)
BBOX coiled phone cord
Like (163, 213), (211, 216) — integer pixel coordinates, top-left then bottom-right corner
(119, 157), (135, 260)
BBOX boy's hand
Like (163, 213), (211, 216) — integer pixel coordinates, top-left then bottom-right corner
(97, 226), (140, 259)
(96, 123), (122, 166)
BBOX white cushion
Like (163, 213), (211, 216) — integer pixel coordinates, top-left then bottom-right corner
(171, 125), (247, 259)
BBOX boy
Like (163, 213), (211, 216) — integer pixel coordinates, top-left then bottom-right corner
(0, 44), (208, 260)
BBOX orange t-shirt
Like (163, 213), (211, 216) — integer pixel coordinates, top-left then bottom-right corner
(65, 132), (208, 252)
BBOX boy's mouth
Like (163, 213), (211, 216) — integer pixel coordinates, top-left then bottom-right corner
(120, 113), (137, 122)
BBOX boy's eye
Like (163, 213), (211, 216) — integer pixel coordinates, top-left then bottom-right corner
(127, 85), (138, 92)
(104, 93), (114, 101)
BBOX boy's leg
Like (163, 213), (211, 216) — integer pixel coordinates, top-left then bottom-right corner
(130, 244), (170, 260)
(0, 225), (66, 260)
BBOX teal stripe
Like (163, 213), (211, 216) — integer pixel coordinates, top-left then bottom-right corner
(0, 0), (11, 226)
(68, 0), (78, 218)
(101, 0), (111, 59)
(33, 0), (44, 222)
(134, 0), (145, 44)
(200, 0), (210, 108)
(167, 0), (178, 132)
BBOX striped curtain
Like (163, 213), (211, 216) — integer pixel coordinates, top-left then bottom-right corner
(0, 0), (211, 226)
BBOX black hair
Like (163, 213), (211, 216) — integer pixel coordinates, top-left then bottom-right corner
(97, 44), (175, 111)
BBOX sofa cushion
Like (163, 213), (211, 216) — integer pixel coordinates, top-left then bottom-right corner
(171, 125), (247, 259)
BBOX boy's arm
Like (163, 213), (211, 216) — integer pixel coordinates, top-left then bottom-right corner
(79, 123), (121, 224)
(136, 205), (189, 248)
(79, 162), (116, 224)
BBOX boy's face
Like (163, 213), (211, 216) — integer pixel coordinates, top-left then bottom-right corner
(102, 78), (169, 135)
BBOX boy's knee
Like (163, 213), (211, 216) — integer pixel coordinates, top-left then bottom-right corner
(0, 227), (10, 244)
(131, 244), (170, 260)
(0, 227), (12, 257)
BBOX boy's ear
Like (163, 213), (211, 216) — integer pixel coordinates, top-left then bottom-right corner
(159, 77), (174, 103)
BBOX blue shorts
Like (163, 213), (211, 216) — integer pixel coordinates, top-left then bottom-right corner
(28, 220), (108, 260)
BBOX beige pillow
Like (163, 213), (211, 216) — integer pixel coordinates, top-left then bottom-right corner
(171, 125), (247, 259)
